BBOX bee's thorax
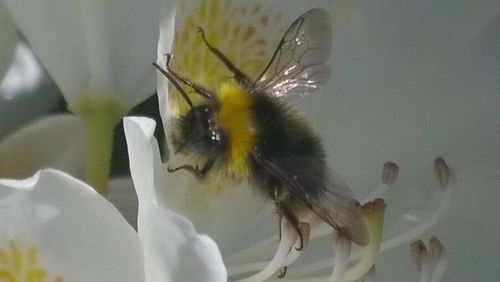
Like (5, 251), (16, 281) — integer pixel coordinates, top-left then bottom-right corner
(215, 82), (256, 178)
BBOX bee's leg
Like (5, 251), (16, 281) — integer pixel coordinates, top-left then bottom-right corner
(196, 26), (252, 86)
(167, 164), (200, 177)
(276, 204), (305, 251)
(164, 53), (213, 99)
(167, 159), (214, 179)
(276, 214), (289, 278)
(153, 62), (194, 108)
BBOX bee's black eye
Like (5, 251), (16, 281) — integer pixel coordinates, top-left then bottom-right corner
(177, 105), (225, 155)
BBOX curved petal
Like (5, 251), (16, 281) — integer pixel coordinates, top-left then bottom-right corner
(3, 0), (163, 108)
(0, 169), (144, 281)
(156, 0), (176, 134)
(0, 1), (17, 79)
(0, 114), (86, 180)
(124, 116), (227, 282)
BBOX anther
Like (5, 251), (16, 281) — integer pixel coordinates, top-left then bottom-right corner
(428, 236), (443, 266)
(434, 157), (449, 191)
(410, 240), (427, 272)
(277, 266), (287, 278)
(382, 161), (399, 186)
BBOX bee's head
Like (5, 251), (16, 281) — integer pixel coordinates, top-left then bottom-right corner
(172, 104), (225, 156)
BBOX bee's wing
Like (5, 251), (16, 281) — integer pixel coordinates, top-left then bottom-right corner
(255, 157), (368, 245)
(309, 169), (368, 245)
(253, 8), (332, 98)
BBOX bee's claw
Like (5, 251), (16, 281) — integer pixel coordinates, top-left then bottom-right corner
(166, 166), (176, 173)
(196, 26), (208, 42)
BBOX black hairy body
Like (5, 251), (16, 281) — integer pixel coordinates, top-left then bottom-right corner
(250, 94), (326, 207)
(154, 8), (367, 249)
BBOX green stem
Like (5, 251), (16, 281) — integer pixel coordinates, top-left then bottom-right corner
(69, 94), (126, 195)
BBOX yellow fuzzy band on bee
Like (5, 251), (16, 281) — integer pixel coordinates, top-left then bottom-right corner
(215, 82), (255, 179)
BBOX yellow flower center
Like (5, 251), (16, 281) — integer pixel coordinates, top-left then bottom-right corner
(0, 240), (62, 282)
(168, 0), (283, 116)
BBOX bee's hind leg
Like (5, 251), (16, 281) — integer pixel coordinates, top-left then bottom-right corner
(276, 204), (307, 251)
(195, 26), (251, 86)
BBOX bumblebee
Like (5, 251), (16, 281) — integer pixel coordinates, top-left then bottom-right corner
(154, 8), (367, 247)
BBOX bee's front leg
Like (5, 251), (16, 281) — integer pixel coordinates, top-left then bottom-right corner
(167, 164), (203, 178)
(167, 159), (214, 179)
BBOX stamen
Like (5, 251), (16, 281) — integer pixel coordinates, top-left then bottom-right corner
(354, 266), (376, 282)
(365, 161), (399, 201)
(434, 157), (450, 191)
(329, 231), (352, 282)
(410, 240), (432, 282)
(429, 237), (447, 282)
(343, 199), (386, 282)
(410, 240), (426, 272)
(284, 223), (311, 266)
(235, 221), (299, 282)
(382, 161), (399, 186)
(428, 236), (442, 266)
(226, 235), (277, 265)
(229, 158), (454, 280)
(378, 157), (454, 252)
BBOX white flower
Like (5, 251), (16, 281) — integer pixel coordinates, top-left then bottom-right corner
(2, 0), (171, 193)
(0, 114), (86, 179)
(152, 0), (500, 281)
(0, 169), (144, 281)
(0, 166), (226, 281)
(2, 0), (162, 110)
(125, 116), (227, 281)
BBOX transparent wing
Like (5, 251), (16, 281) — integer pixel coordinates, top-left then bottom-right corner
(255, 156), (368, 245)
(253, 8), (332, 98)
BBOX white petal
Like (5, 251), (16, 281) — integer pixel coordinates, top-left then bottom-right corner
(0, 169), (144, 281)
(156, 1), (176, 134)
(0, 114), (86, 180)
(124, 116), (227, 282)
(107, 177), (139, 229)
(0, 2), (16, 80)
(3, 0), (163, 108)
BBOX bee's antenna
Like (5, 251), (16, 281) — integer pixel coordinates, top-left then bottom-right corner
(153, 62), (193, 109)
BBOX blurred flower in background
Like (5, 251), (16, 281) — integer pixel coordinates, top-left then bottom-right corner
(1, 0), (164, 193)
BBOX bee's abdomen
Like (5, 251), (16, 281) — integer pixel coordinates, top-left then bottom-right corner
(250, 95), (327, 198)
